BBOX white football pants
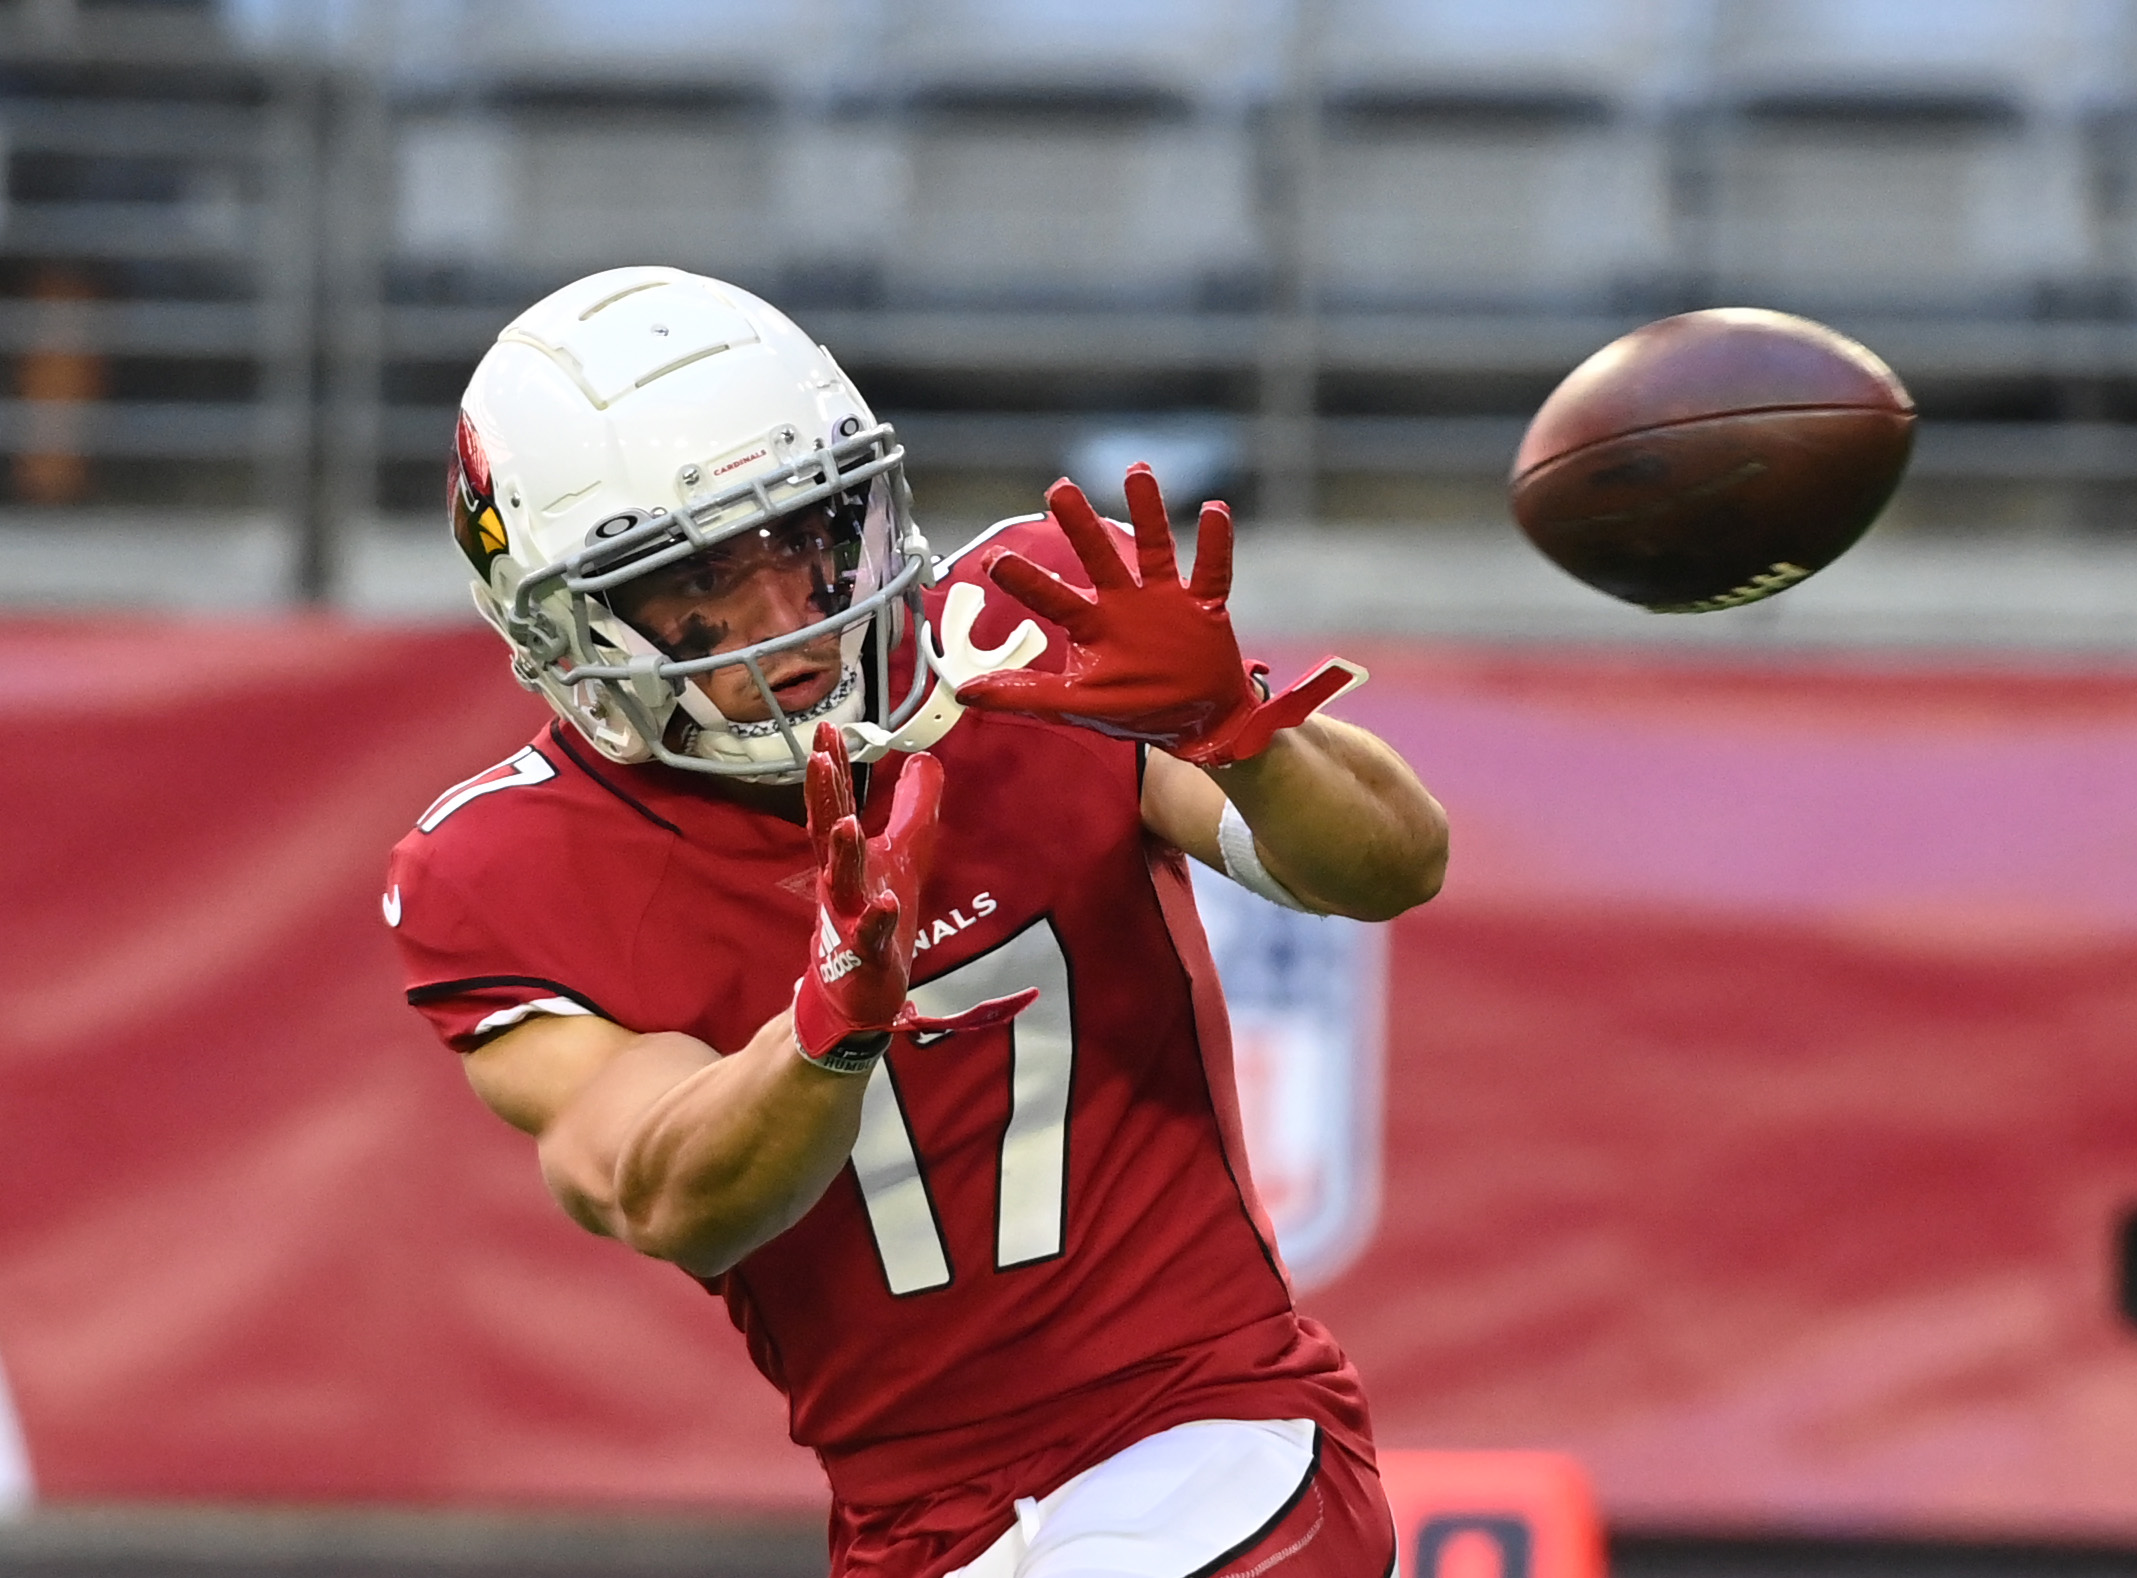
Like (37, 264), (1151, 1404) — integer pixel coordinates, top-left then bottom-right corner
(946, 1416), (1319, 1578)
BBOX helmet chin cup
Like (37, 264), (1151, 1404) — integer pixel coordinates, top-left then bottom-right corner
(672, 656), (870, 779)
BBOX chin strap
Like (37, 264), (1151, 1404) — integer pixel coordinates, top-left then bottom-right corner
(846, 581), (1048, 762)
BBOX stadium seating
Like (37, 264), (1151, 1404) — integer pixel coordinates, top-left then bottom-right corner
(8, 0), (2137, 596)
(1310, 0), (1666, 309)
(1706, 0), (2108, 311)
(873, 0), (1264, 306)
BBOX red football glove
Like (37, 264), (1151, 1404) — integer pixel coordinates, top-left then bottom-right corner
(952, 464), (1363, 767)
(790, 723), (1036, 1074)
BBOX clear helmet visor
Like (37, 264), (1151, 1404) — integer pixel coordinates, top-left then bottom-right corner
(599, 479), (890, 736)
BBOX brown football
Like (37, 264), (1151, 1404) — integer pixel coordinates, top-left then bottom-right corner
(1508, 308), (1915, 612)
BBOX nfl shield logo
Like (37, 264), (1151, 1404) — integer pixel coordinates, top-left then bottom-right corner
(1189, 866), (1386, 1290)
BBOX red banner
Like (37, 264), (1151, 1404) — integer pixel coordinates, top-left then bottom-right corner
(1309, 645), (2137, 1540)
(4, 619), (2137, 1539)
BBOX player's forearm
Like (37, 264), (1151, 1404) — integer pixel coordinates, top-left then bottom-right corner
(1209, 717), (1447, 921)
(605, 1014), (867, 1276)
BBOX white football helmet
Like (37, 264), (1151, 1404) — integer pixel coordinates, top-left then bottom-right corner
(452, 266), (1038, 781)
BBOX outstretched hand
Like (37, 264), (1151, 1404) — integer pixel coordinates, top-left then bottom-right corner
(791, 722), (934, 1064)
(790, 723), (1036, 1071)
(953, 464), (1361, 767)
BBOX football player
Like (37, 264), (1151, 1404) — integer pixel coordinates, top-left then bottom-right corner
(390, 267), (1447, 1578)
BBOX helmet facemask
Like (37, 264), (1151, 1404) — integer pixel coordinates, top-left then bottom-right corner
(484, 423), (933, 782)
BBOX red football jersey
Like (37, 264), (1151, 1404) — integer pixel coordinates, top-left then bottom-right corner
(388, 517), (1376, 1577)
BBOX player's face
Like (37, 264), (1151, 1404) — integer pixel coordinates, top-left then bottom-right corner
(606, 506), (851, 723)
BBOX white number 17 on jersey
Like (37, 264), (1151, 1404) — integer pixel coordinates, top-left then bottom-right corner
(848, 917), (1074, 1295)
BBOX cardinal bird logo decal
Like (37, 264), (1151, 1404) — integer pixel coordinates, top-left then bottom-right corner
(449, 410), (510, 578)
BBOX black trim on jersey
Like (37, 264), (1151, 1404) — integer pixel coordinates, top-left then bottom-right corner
(1182, 1424), (1323, 1578)
(1136, 742), (1149, 798)
(406, 975), (614, 1021)
(1051, 918), (1080, 1272)
(546, 721), (683, 835)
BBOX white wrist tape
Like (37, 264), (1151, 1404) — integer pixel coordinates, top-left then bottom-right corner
(1216, 800), (1311, 912)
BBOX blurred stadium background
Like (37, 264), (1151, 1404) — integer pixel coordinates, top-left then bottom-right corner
(12, 0), (2137, 640)
(7, 1), (2137, 1576)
